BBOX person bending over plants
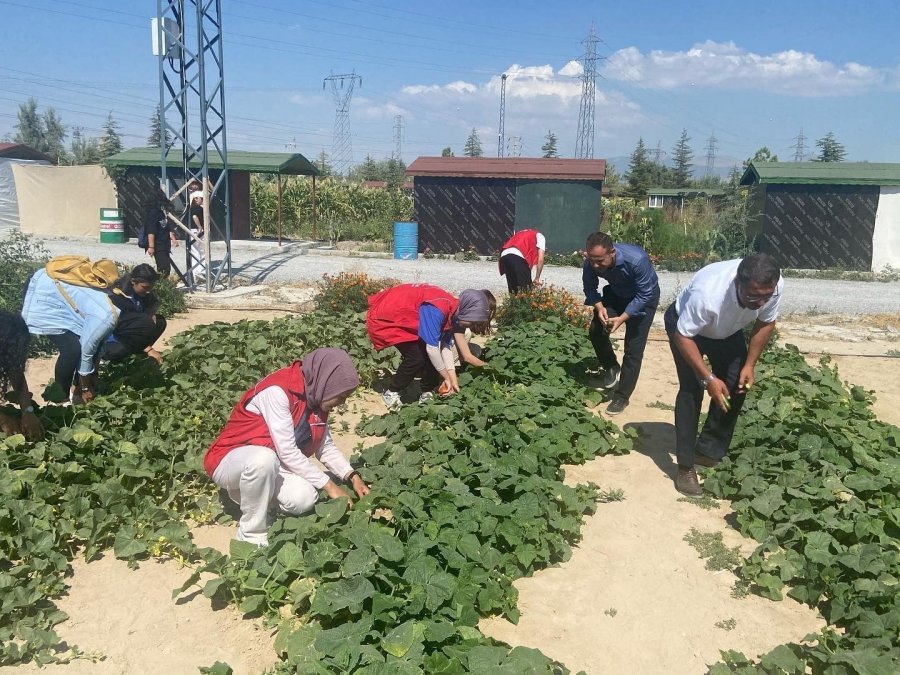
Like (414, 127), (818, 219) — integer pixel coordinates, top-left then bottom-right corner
(204, 348), (370, 547)
(21, 265), (120, 404)
(366, 284), (495, 409)
(498, 228), (546, 293)
(105, 264), (167, 365)
(666, 253), (783, 497)
(583, 231), (660, 416)
(0, 310), (44, 440)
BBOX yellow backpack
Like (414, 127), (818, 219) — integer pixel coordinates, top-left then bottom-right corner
(45, 255), (120, 290)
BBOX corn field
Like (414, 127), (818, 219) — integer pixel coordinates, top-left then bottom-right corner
(250, 175), (414, 243)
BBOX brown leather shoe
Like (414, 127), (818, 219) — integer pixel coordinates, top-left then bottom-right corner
(694, 453), (721, 468)
(676, 467), (703, 496)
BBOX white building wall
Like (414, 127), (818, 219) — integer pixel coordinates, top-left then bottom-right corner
(872, 186), (900, 271)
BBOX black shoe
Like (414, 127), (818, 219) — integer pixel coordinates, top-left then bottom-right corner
(675, 467), (703, 497)
(606, 397), (628, 415)
(597, 365), (620, 390)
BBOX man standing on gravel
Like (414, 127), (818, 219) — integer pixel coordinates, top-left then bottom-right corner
(583, 231), (660, 415)
(666, 253), (783, 497)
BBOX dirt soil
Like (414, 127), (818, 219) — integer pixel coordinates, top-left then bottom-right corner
(7, 303), (899, 675)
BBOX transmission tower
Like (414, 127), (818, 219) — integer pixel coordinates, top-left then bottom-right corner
(508, 136), (523, 158)
(652, 141), (665, 164)
(323, 72), (361, 177)
(498, 73), (508, 157)
(392, 114), (404, 161)
(574, 23), (600, 159)
(704, 132), (718, 178)
(155, 0), (232, 292)
(792, 128), (807, 162)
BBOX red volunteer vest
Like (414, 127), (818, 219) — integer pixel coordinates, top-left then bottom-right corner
(366, 283), (458, 351)
(499, 229), (539, 275)
(203, 361), (327, 476)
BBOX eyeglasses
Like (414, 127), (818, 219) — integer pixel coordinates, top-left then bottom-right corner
(736, 281), (779, 304)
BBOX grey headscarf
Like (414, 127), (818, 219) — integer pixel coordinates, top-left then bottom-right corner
(301, 348), (360, 411)
(456, 289), (490, 323)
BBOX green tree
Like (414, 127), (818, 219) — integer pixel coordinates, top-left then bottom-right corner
(603, 163), (622, 195)
(625, 137), (654, 196)
(99, 112), (123, 158)
(814, 132), (847, 162)
(14, 98), (68, 163)
(743, 146), (779, 168)
(315, 149), (333, 177)
(147, 105), (172, 148)
(463, 128), (483, 157)
(541, 130), (559, 158)
(671, 128), (694, 186)
(69, 127), (102, 165)
(441, 146), (454, 157)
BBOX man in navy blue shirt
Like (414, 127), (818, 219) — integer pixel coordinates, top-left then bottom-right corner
(583, 231), (660, 414)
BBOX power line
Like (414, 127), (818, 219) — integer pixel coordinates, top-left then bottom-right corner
(324, 72), (362, 177)
(575, 23), (600, 159)
(792, 128), (808, 162)
(497, 73), (507, 158)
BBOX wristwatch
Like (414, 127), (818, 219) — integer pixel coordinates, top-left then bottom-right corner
(346, 470), (362, 483)
(699, 373), (715, 388)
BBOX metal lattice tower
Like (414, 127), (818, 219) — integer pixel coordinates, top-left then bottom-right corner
(155, 0), (232, 292)
(498, 73), (508, 157)
(792, 128), (808, 162)
(324, 72), (361, 177)
(704, 132), (718, 177)
(652, 141), (665, 164)
(575, 23), (600, 159)
(392, 114), (404, 160)
(509, 136), (523, 158)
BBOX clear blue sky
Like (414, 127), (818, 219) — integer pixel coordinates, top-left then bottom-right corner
(1, 0), (898, 170)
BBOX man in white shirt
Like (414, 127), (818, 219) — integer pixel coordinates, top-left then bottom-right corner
(665, 254), (784, 496)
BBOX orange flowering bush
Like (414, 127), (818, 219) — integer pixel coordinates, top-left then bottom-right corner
(314, 272), (398, 313)
(496, 284), (590, 329)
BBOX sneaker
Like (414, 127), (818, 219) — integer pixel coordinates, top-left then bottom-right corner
(596, 365), (620, 390)
(675, 467), (703, 497)
(606, 397), (628, 415)
(694, 453), (721, 468)
(418, 391), (435, 404)
(382, 390), (402, 409)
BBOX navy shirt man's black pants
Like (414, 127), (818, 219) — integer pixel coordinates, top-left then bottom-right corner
(589, 292), (657, 402)
(664, 303), (748, 468)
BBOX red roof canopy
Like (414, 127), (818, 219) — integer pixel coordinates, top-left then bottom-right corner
(0, 143), (53, 162)
(406, 156), (606, 181)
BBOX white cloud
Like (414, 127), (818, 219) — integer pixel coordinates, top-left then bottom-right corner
(354, 98), (409, 120)
(603, 40), (889, 96)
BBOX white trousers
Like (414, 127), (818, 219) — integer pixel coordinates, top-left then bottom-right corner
(210, 445), (318, 546)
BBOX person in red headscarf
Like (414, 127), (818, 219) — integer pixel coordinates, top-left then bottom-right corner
(204, 348), (369, 546)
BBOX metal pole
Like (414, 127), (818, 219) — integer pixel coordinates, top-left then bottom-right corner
(312, 174), (317, 240)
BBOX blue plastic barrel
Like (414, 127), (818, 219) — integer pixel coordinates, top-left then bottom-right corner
(393, 221), (418, 260)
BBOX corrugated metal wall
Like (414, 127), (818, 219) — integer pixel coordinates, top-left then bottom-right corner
(760, 184), (878, 270)
(413, 176), (602, 255)
(413, 177), (516, 254)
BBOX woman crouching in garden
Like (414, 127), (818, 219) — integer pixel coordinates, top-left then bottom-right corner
(366, 283), (495, 408)
(204, 348), (370, 547)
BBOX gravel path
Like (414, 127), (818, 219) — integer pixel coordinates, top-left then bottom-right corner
(34, 236), (900, 316)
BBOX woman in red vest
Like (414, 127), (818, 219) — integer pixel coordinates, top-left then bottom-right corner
(367, 283), (494, 409)
(204, 348), (369, 546)
(499, 229), (546, 293)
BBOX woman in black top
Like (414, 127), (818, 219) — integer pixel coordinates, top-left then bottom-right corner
(143, 188), (179, 277)
(106, 264), (167, 365)
(188, 190), (206, 281)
